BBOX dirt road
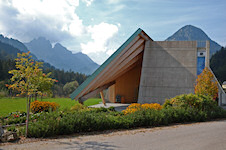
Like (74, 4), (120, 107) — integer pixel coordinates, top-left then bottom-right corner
(1, 120), (226, 150)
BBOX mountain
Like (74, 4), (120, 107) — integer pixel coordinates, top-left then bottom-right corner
(166, 25), (222, 56)
(0, 34), (37, 59)
(0, 34), (29, 53)
(0, 34), (88, 95)
(0, 34), (57, 70)
(0, 40), (22, 60)
(25, 37), (99, 74)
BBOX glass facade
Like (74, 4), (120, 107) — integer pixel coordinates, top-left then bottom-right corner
(197, 57), (205, 75)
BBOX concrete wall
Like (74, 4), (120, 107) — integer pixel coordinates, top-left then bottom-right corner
(209, 67), (226, 106)
(138, 41), (197, 104)
(218, 87), (226, 106)
(217, 80), (226, 106)
(222, 93), (226, 105)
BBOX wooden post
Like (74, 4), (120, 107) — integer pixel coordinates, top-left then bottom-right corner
(100, 91), (106, 106)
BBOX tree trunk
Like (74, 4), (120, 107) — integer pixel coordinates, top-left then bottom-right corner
(25, 95), (31, 137)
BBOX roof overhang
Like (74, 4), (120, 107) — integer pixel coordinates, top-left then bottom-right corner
(70, 28), (152, 101)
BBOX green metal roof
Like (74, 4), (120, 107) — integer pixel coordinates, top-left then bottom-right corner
(70, 28), (143, 100)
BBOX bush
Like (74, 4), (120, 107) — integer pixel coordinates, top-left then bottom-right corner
(26, 111), (61, 137)
(0, 111), (27, 125)
(122, 103), (162, 114)
(30, 100), (59, 113)
(7, 125), (17, 132)
(0, 111), (44, 126)
(0, 89), (8, 98)
(70, 104), (89, 111)
(141, 103), (162, 110)
(163, 94), (218, 111)
(19, 95), (226, 138)
(23, 105), (226, 138)
(25, 110), (121, 137)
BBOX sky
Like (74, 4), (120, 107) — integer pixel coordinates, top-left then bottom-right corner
(0, 0), (225, 64)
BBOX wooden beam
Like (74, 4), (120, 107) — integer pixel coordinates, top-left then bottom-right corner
(100, 91), (106, 106)
(88, 38), (144, 90)
(84, 56), (142, 103)
(106, 53), (143, 82)
(87, 40), (145, 92)
(74, 36), (141, 100)
(95, 45), (144, 87)
(139, 31), (151, 41)
(79, 82), (115, 103)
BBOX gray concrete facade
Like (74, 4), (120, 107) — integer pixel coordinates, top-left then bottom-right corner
(138, 41), (197, 104)
(209, 67), (226, 106)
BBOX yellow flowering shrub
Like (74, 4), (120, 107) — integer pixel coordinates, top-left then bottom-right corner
(127, 103), (141, 109)
(141, 103), (162, 110)
(122, 103), (162, 115)
(31, 100), (59, 113)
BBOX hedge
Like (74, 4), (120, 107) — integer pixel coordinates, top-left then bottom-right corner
(23, 106), (226, 138)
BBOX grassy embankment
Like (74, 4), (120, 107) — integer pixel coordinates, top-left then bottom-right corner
(0, 97), (102, 116)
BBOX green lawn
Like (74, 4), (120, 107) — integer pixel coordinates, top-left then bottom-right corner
(0, 97), (102, 116)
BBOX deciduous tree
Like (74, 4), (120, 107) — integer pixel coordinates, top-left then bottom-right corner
(7, 52), (56, 137)
(63, 80), (79, 97)
(195, 67), (218, 100)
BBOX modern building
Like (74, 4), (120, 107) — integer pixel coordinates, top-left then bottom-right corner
(70, 29), (226, 106)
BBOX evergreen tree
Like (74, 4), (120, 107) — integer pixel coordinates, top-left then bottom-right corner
(210, 47), (226, 83)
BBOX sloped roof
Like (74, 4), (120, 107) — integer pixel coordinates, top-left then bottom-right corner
(70, 28), (152, 100)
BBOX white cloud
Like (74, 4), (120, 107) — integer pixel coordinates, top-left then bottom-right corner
(0, 0), (119, 64)
(0, 0), (87, 42)
(81, 22), (119, 55)
(106, 49), (115, 56)
(82, 0), (94, 6)
(107, 0), (121, 4)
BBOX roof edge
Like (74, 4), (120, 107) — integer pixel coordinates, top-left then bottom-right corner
(70, 28), (145, 100)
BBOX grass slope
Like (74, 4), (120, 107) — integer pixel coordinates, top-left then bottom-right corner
(0, 97), (101, 116)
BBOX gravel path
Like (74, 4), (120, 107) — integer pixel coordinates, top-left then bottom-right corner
(1, 120), (226, 150)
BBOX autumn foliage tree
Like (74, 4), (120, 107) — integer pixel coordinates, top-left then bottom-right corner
(195, 67), (218, 100)
(7, 52), (56, 137)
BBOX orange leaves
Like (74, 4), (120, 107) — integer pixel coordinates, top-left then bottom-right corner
(30, 100), (59, 113)
(195, 67), (218, 100)
(122, 103), (162, 115)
